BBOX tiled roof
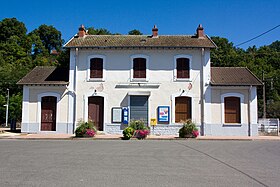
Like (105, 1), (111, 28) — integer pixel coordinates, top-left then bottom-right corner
(211, 67), (263, 86)
(64, 35), (216, 49)
(17, 66), (69, 85)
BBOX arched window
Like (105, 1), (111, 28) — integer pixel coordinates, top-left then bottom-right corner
(224, 97), (241, 123)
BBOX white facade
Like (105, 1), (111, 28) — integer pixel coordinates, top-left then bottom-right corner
(19, 26), (261, 136)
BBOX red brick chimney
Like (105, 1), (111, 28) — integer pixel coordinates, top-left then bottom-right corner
(196, 24), (204, 38)
(152, 25), (158, 38)
(78, 24), (86, 37)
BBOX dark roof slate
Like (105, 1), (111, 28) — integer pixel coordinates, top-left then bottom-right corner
(211, 67), (263, 86)
(64, 35), (216, 49)
(17, 66), (69, 85)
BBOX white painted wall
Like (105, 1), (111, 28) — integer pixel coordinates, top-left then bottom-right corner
(71, 48), (207, 127)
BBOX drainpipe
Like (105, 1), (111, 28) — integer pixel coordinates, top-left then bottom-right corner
(200, 48), (205, 135)
(73, 48), (78, 133)
(248, 85), (252, 136)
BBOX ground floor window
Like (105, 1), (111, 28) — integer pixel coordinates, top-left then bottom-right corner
(224, 97), (241, 123)
(175, 96), (191, 122)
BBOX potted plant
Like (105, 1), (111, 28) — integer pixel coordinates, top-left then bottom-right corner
(179, 120), (199, 138)
(75, 121), (97, 138)
(122, 120), (150, 140)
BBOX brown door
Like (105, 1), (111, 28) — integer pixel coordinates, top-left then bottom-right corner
(41, 96), (57, 131)
(175, 97), (191, 122)
(88, 96), (104, 131)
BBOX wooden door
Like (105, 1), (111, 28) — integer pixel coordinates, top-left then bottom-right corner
(175, 97), (191, 122)
(88, 96), (104, 131)
(41, 96), (57, 131)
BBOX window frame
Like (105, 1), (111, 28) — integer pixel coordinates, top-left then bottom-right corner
(221, 93), (244, 125)
(87, 55), (106, 82)
(130, 54), (149, 82)
(173, 55), (192, 82)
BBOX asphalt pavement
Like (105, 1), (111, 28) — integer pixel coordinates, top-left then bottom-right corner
(0, 140), (279, 187)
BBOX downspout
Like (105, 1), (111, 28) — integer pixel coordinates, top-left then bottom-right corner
(73, 48), (78, 133)
(200, 48), (205, 135)
(248, 85), (252, 136)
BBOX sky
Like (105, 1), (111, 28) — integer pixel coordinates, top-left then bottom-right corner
(0, 0), (279, 49)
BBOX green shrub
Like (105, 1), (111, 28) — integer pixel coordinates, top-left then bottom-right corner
(75, 121), (97, 137)
(179, 120), (198, 138)
(122, 127), (134, 140)
(129, 120), (149, 130)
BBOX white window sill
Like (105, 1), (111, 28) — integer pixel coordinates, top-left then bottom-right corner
(173, 78), (192, 82)
(130, 78), (149, 82)
(87, 78), (105, 82)
(223, 123), (242, 126)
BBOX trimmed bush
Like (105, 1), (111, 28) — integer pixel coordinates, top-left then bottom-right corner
(122, 127), (134, 140)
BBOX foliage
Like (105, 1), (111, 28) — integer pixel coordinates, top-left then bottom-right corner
(0, 18), (27, 42)
(128, 29), (142, 35)
(75, 121), (97, 137)
(129, 120), (149, 130)
(122, 120), (150, 140)
(87, 27), (112, 35)
(30, 24), (63, 53)
(122, 126), (134, 140)
(179, 120), (198, 138)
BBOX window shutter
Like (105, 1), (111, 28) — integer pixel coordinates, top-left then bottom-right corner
(177, 58), (189, 79)
(224, 97), (241, 123)
(90, 58), (103, 78)
(175, 97), (191, 122)
(133, 58), (146, 78)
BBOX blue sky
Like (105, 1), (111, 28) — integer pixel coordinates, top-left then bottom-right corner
(1, 0), (279, 49)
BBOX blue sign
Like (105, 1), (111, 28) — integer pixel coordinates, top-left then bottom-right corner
(122, 107), (129, 124)
(157, 106), (169, 123)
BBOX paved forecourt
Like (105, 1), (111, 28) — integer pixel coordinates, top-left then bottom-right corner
(0, 140), (279, 187)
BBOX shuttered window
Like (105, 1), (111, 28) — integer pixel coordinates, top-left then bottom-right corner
(90, 58), (103, 78)
(224, 97), (241, 123)
(133, 58), (146, 78)
(175, 97), (191, 122)
(177, 58), (190, 79)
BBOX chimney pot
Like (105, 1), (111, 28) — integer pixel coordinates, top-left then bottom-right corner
(152, 25), (158, 38)
(196, 24), (204, 38)
(78, 24), (86, 38)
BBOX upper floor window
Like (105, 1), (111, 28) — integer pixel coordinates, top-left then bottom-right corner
(174, 55), (192, 81)
(130, 54), (149, 82)
(224, 97), (241, 123)
(133, 58), (146, 78)
(90, 58), (103, 78)
(87, 55), (106, 81)
(177, 58), (190, 79)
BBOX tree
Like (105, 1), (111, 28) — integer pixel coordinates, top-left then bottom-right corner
(128, 29), (142, 35)
(0, 18), (27, 42)
(30, 25), (63, 53)
(87, 27), (112, 35)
